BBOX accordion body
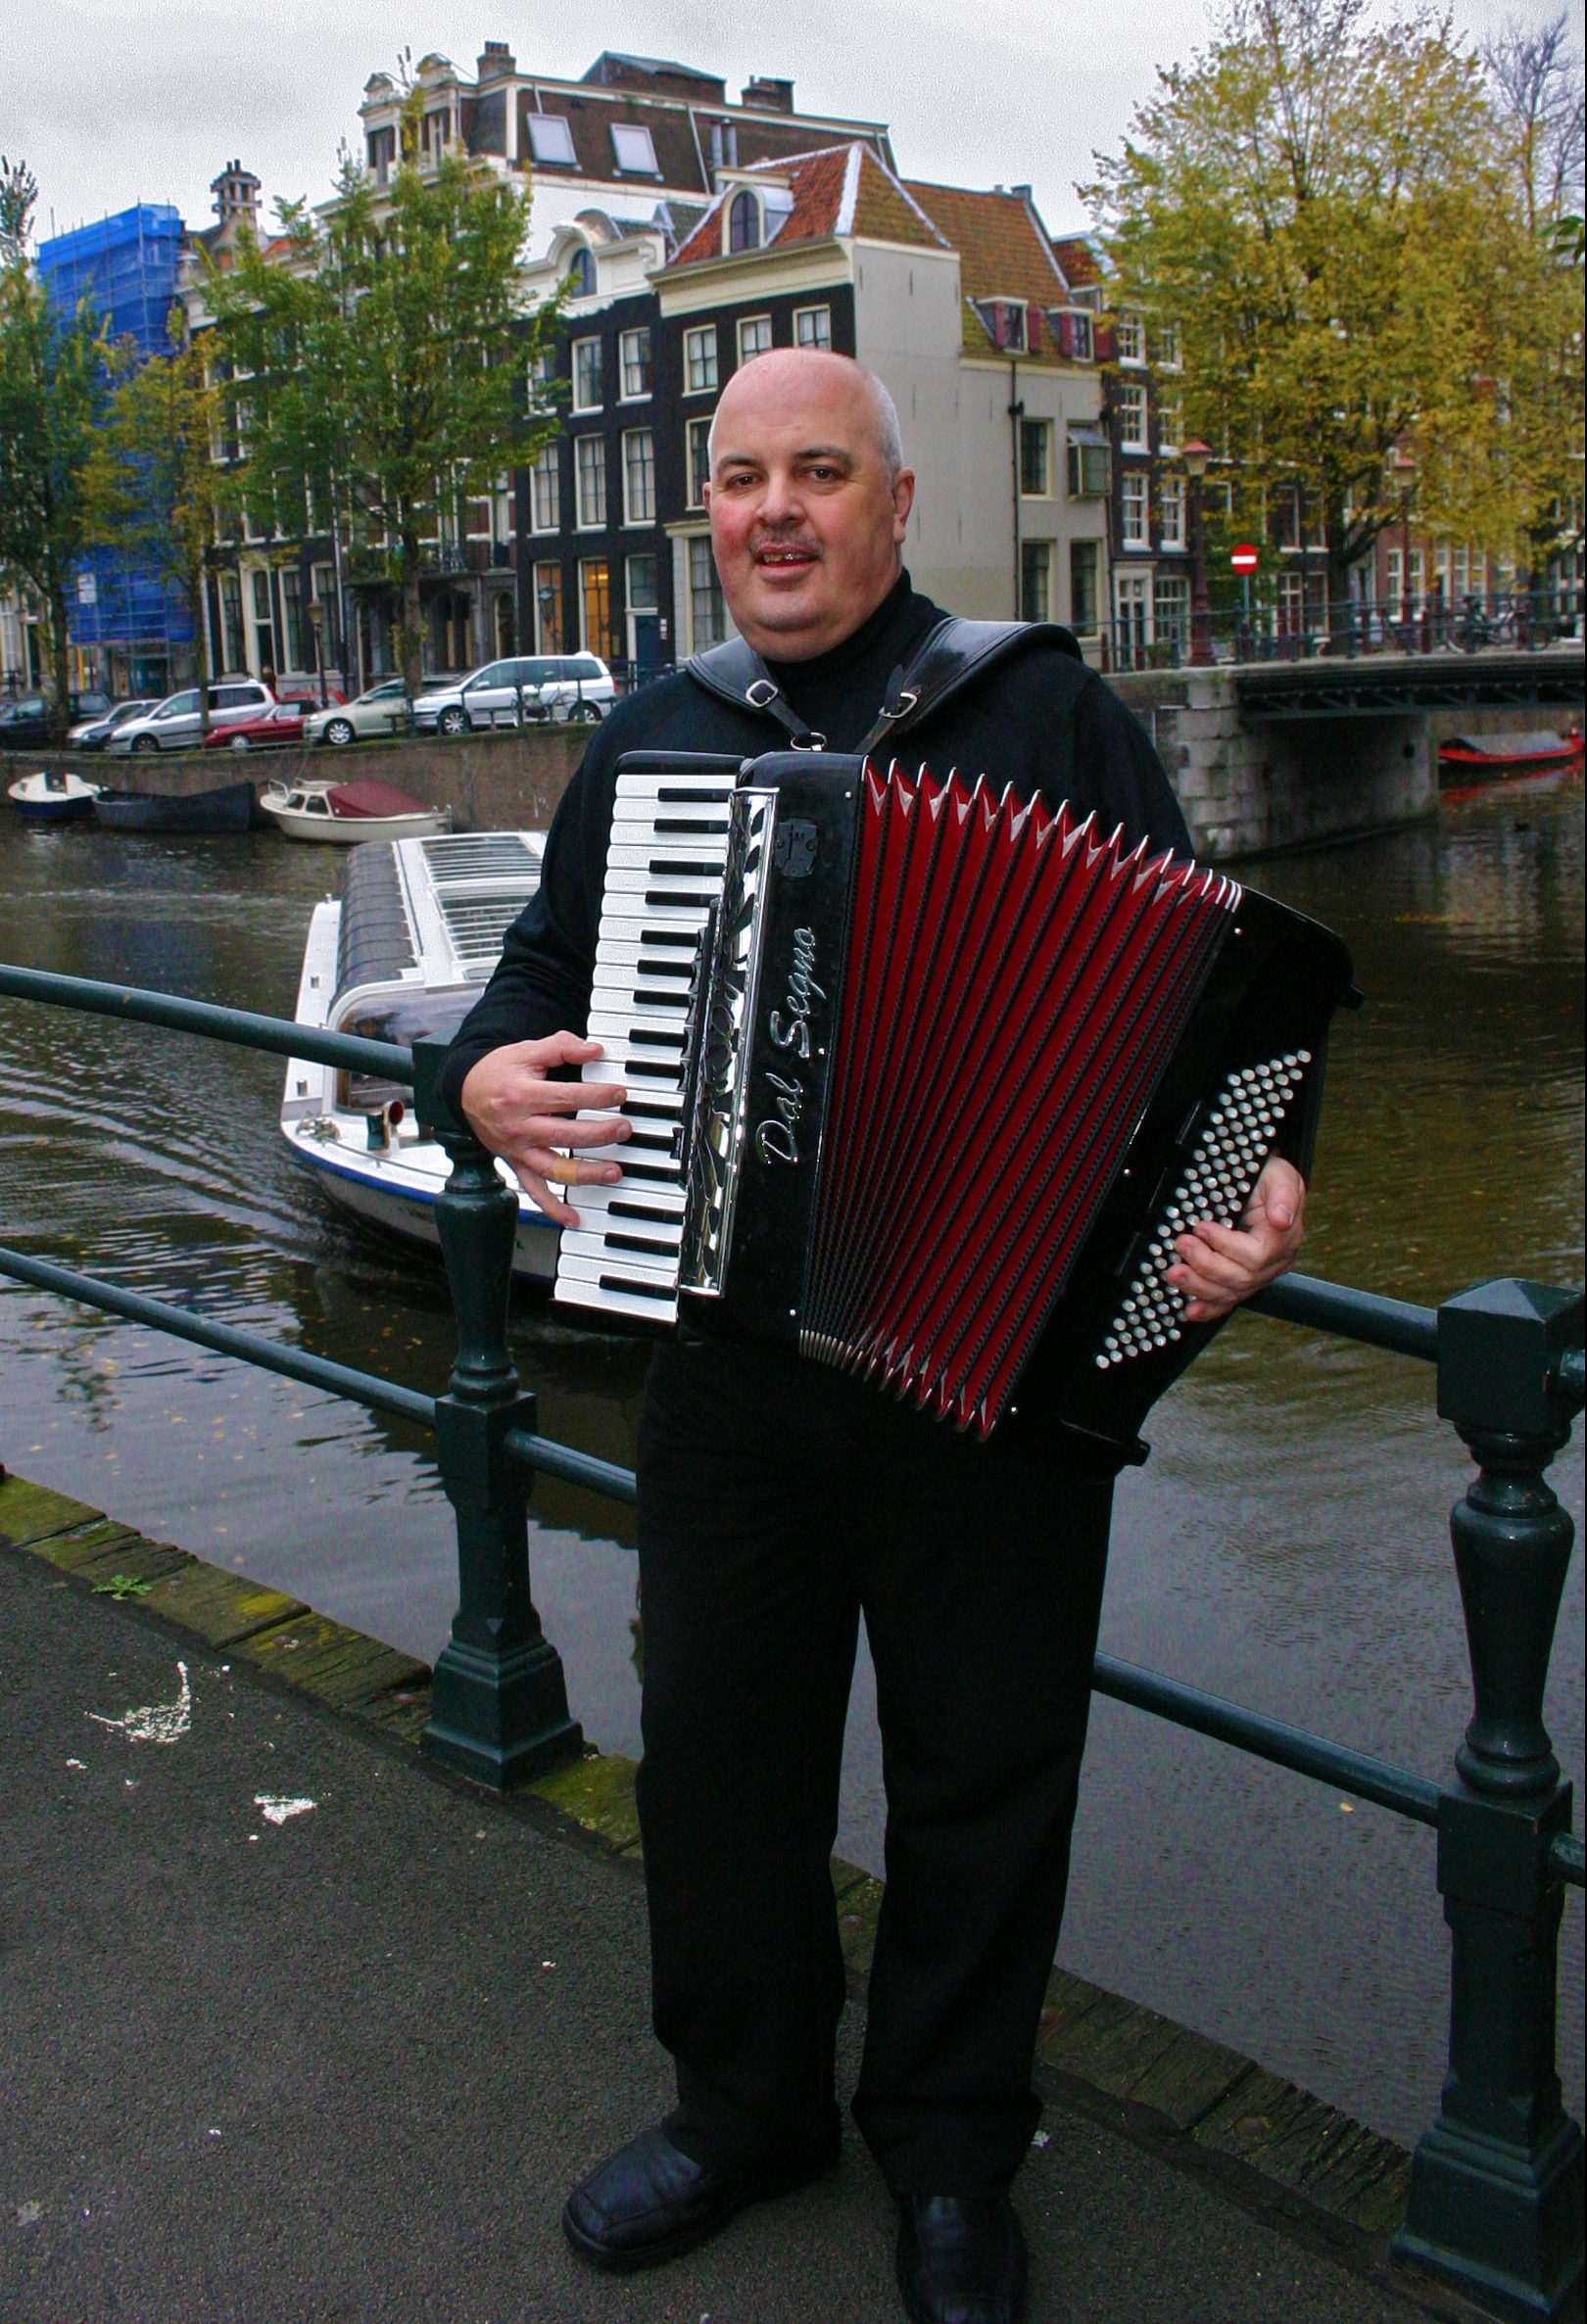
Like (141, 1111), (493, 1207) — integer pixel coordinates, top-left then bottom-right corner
(554, 750), (1356, 1457)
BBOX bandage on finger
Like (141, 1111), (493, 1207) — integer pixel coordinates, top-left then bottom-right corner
(546, 1154), (580, 1186)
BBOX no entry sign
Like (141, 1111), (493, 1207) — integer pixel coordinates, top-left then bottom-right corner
(1229, 543), (1260, 574)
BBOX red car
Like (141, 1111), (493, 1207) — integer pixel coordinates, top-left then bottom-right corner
(205, 696), (343, 750)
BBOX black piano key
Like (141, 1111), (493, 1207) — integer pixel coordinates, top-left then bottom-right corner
(606, 1231), (681, 1257)
(599, 1271), (677, 1302)
(648, 858), (723, 878)
(629, 1027), (687, 1049)
(654, 817), (730, 834)
(645, 888), (717, 908)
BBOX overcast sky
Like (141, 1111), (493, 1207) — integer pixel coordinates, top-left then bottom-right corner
(8, 0), (1575, 250)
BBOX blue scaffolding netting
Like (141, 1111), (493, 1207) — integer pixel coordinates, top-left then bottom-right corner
(38, 206), (194, 656)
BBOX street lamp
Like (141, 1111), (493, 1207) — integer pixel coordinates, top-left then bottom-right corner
(1392, 448), (1417, 647)
(1181, 438), (1214, 666)
(308, 598), (326, 708)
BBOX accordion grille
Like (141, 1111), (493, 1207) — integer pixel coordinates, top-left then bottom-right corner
(801, 767), (1240, 1439)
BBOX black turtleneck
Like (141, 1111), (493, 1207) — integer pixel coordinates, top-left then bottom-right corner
(438, 568), (1189, 1115)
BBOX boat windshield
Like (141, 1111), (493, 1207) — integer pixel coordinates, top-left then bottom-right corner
(335, 988), (480, 1115)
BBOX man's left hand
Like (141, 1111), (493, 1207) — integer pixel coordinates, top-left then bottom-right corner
(1164, 1156), (1307, 1323)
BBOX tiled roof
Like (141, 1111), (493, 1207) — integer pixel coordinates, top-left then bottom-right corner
(516, 90), (887, 199)
(1050, 234), (1101, 287)
(902, 179), (1070, 306)
(667, 142), (945, 270)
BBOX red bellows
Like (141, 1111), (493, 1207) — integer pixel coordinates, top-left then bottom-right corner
(802, 764), (1238, 1438)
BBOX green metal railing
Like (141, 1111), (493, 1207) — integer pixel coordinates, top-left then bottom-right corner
(1, 958), (1582, 2322)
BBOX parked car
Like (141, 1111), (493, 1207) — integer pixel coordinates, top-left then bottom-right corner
(302, 677), (410, 746)
(412, 653), (614, 735)
(67, 698), (162, 750)
(0, 689), (113, 748)
(107, 680), (275, 753)
(205, 699), (335, 750)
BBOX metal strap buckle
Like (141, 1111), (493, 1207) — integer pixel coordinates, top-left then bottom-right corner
(877, 688), (920, 724)
(791, 733), (828, 752)
(745, 679), (781, 708)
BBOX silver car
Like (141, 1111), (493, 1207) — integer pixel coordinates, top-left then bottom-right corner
(301, 678), (412, 746)
(414, 654), (615, 735)
(108, 680), (275, 752)
(67, 698), (161, 750)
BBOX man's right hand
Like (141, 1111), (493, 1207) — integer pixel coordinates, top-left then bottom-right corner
(457, 1032), (628, 1228)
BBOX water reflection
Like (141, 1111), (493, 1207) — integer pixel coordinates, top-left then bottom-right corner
(0, 781), (1580, 2150)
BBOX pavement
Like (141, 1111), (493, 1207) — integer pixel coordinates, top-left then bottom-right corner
(0, 1541), (1483, 2324)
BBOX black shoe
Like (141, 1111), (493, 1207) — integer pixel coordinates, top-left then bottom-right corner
(894, 2194), (1029, 2324)
(561, 2123), (836, 2274)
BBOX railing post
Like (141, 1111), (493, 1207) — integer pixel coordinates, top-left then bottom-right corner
(411, 1042), (582, 1789)
(1395, 1279), (1585, 2319)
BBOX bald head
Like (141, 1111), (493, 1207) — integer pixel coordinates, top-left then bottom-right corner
(708, 349), (905, 485)
(702, 347), (916, 660)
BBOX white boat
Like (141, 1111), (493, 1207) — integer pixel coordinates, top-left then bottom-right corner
(261, 776), (453, 843)
(7, 769), (101, 821)
(281, 830), (558, 1281)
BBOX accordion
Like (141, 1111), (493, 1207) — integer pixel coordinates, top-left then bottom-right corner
(554, 750), (1356, 1458)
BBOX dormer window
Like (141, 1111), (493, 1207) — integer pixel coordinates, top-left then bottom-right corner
(728, 189), (761, 253)
(567, 245), (597, 298)
(610, 123), (659, 176)
(527, 114), (576, 166)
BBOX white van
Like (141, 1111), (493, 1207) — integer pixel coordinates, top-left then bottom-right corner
(413, 654), (615, 735)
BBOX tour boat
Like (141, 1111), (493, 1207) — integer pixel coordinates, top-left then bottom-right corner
(7, 769), (101, 822)
(281, 830), (558, 1281)
(260, 777), (453, 843)
(1437, 730), (1584, 788)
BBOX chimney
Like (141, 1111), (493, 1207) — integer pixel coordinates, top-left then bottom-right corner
(741, 75), (794, 112)
(477, 40), (516, 82)
(211, 162), (262, 225)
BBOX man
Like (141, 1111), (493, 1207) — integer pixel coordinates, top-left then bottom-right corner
(442, 350), (1304, 2324)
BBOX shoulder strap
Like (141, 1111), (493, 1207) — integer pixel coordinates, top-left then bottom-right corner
(684, 614), (1085, 755)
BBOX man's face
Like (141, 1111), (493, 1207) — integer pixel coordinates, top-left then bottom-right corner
(703, 350), (915, 661)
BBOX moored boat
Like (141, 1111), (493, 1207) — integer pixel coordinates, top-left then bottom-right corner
(92, 778), (256, 834)
(281, 830), (556, 1280)
(260, 777), (452, 843)
(1437, 729), (1584, 788)
(7, 769), (101, 822)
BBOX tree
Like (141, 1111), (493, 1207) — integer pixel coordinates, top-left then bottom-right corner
(82, 308), (228, 735)
(207, 75), (561, 701)
(1086, 0), (1575, 619)
(0, 157), (110, 733)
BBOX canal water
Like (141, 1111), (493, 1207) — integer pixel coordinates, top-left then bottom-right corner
(1, 775), (1581, 2153)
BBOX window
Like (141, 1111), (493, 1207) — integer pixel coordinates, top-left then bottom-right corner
(218, 571), (244, 672)
(581, 556), (611, 653)
(626, 551), (658, 611)
(687, 416), (712, 508)
(567, 246), (597, 299)
(690, 536), (725, 648)
(1385, 546), (1404, 608)
(1069, 312), (1093, 362)
(530, 447), (559, 532)
(367, 126), (396, 184)
(1115, 570), (1151, 654)
(422, 110), (450, 163)
(794, 306), (832, 351)
(533, 560), (564, 652)
(1067, 432), (1110, 498)
(1020, 541), (1052, 623)
(575, 435), (606, 529)
(251, 569), (276, 669)
(527, 113), (576, 166)
(526, 347), (555, 409)
(684, 325), (718, 394)
(1157, 393), (1183, 451)
(737, 314), (773, 365)
(619, 327), (652, 401)
(1020, 419), (1052, 498)
(1158, 474), (1185, 548)
(1070, 541), (1100, 633)
(1156, 322), (1181, 369)
(1122, 471), (1149, 546)
(610, 123), (658, 175)
(728, 190), (761, 253)
(1117, 384), (1149, 451)
(280, 567), (307, 670)
(572, 337), (603, 410)
(1154, 575), (1190, 655)
(1116, 312), (1145, 362)
(622, 428), (655, 525)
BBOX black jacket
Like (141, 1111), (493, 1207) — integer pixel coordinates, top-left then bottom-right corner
(439, 572), (1188, 1114)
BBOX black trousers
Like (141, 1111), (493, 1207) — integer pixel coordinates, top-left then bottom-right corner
(634, 1332), (1114, 2195)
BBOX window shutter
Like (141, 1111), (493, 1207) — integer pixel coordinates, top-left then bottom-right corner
(1026, 306), (1042, 353)
(1094, 322), (1116, 362)
(1056, 312), (1075, 359)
